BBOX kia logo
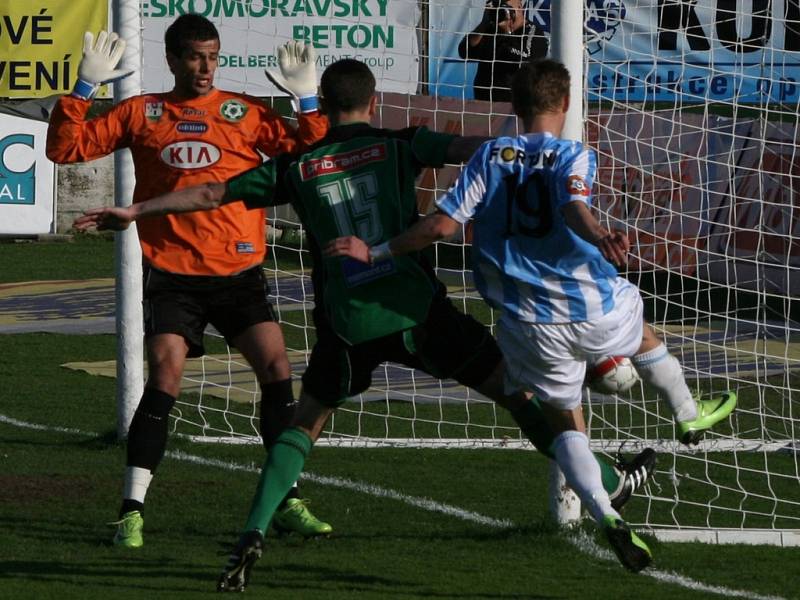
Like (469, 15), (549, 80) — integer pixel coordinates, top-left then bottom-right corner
(160, 141), (220, 169)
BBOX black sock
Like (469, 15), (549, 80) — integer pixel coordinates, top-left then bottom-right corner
(259, 379), (296, 450)
(126, 387), (176, 469)
(120, 499), (144, 518)
(119, 388), (176, 518)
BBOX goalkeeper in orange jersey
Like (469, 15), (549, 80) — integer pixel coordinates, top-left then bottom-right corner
(75, 57), (658, 590)
(47, 13), (332, 547)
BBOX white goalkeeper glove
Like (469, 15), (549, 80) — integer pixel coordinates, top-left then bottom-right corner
(265, 40), (319, 113)
(72, 30), (132, 100)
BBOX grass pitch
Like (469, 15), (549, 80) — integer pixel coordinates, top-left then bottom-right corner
(1, 236), (799, 599)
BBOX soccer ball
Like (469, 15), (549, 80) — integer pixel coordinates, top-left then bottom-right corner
(586, 356), (640, 394)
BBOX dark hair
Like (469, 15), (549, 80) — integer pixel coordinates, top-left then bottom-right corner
(320, 59), (376, 113)
(511, 59), (571, 121)
(164, 13), (219, 57)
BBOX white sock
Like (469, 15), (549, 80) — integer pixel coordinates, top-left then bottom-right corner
(552, 430), (619, 524)
(632, 343), (697, 422)
(123, 466), (154, 504)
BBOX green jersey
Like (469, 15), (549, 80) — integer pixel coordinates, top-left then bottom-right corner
(228, 123), (456, 344)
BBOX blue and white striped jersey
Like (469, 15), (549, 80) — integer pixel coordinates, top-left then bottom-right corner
(436, 132), (619, 323)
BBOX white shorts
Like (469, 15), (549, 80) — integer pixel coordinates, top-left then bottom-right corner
(497, 277), (644, 410)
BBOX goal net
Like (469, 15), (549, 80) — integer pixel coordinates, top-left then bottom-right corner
(128, 0), (800, 544)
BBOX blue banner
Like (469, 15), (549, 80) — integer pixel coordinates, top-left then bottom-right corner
(429, 0), (800, 104)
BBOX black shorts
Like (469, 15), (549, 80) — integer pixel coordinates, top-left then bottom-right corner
(143, 265), (277, 358)
(302, 297), (502, 406)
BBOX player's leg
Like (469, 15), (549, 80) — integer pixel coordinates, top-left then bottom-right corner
(233, 320), (332, 538)
(475, 365), (656, 510)
(218, 389), (334, 593)
(496, 315), (652, 572)
(544, 405), (652, 572)
(632, 322), (736, 445)
(219, 330), (379, 592)
(112, 332), (188, 548)
(216, 267), (331, 537)
(408, 298), (655, 508)
(113, 268), (207, 548)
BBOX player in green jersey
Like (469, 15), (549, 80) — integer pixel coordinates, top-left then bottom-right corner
(75, 57), (656, 591)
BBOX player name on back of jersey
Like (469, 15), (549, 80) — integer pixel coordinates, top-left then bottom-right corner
(490, 145), (556, 169)
(300, 143), (386, 181)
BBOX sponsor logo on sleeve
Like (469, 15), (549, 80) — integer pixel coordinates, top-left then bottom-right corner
(566, 174), (591, 196)
(235, 242), (255, 254)
(219, 99), (248, 122)
(176, 121), (209, 134)
(300, 143), (387, 181)
(159, 141), (221, 169)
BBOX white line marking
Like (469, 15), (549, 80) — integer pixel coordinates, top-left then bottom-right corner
(169, 449), (514, 529)
(0, 413), (788, 600)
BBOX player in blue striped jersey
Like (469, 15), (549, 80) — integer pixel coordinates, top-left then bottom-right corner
(327, 59), (737, 572)
(439, 127), (622, 324)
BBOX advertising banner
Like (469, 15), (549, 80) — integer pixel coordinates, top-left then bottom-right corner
(0, 0), (108, 98)
(141, 0), (421, 94)
(429, 0), (800, 105)
(588, 0), (800, 104)
(0, 113), (55, 234)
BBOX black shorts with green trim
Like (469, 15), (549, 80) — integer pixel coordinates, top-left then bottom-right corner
(302, 297), (502, 407)
(143, 265), (277, 358)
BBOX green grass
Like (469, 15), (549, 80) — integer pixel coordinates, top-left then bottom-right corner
(2, 332), (800, 599)
(0, 233), (116, 283)
(2, 238), (800, 599)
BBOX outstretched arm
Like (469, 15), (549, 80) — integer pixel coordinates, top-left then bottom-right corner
(561, 201), (630, 267)
(73, 182), (229, 231)
(445, 136), (490, 164)
(324, 212), (461, 264)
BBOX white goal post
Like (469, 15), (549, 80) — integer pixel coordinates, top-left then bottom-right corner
(113, 0), (800, 545)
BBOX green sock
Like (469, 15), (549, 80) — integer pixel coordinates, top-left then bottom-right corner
(599, 458), (620, 495)
(243, 427), (313, 534)
(509, 397), (556, 458)
(510, 398), (620, 494)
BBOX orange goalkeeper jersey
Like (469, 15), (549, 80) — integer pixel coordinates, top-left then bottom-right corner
(47, 90), (327, 276)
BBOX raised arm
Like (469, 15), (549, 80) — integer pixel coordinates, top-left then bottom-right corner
(459, 0), (526, 56)
(324, 212), (461, 264)
(73, 182), (230, 231)
(262, 40), (328, 155)
(46, 30), (133, 163)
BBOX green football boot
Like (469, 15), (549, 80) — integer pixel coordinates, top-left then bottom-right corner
(272, 498), (332, 538)
(110, 510), (144, 548)
(602, 515), (652, 573)
(677, 392), (737, 445)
